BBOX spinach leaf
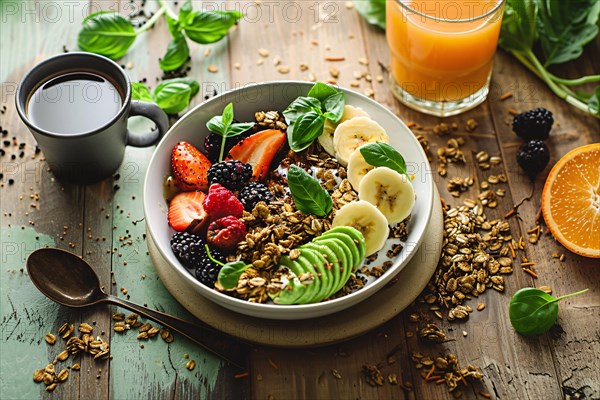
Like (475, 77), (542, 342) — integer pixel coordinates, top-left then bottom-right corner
(307, 82), (339, 103)
(184, 10), (243, 44)
(322, 91), (345, 122)
(287, 165), (333, 217)
(498, 0), (538, 54)
(131, 82), (153, 102)
(537, 0), (600, 66)
(359, 143), (408, 177)
(159, 32), (190, 71)
(509, 287), (588, 336)
(288, 111), (326, 152)
(283, 97), (322, 125)
(77, 11), (137, 59)
(353, 0), (386, 30)
(217, 261), (250, 290)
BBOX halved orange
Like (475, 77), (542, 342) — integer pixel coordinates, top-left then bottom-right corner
(541, 143), (600, 258)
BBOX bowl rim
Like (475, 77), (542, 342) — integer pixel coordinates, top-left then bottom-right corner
(143, 80), (434, 316)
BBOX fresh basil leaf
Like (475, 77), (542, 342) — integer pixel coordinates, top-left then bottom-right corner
(307, 82), (339, 103)
(222, 102), (234, 127)
(78, 11), (137, 59)
(537, 0), (600, 66)
(159, 33), (190, 71)
(184, 10), (243, 44)
(178, 0), (194, 25)
(359, 143), (408, 177)
(227, 123), (255, 137)
(217, 261), (250, 290)
(322, 91), (345, 122)
(289, 111), (325, 152)
(155, 78), (200, 97)
(588, 86), (600, 116)
(131, 83), (153, 102)
(287, 165), (333, 217)
(509, 287), (588, 336)
(353, 0), (386, 30)
(154, 82), (192, 114)
(283, 96), (322, 125)
(166, 14), (180, 37)
(499, 0), (538, 54)
(206, 116), (226, 136)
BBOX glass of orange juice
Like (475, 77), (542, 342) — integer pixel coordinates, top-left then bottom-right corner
(386, 0), (505, 117)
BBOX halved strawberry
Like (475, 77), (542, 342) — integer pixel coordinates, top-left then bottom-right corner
(171, 141), (211, 191)
(226, 129), (286, 181)
(167, 191), (209, 233)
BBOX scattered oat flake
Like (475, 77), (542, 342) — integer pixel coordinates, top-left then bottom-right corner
(234, 62), (241, 70)
(299, 63), (309, 71)
(258, 48), (269, 57)
(204, 47), (212, 57)
(376, 75), (384, 83)
(350, 80), (360, 88)
(256, 59), (264, 66)
(364, 88), (374, 98)
(273, 57), (282, 66)
(329, 67), (340, 78)
(332, 369), (342, 379)
(325, 56), (346, 62)
(186, 360), (196, 371)
(277, 66), (290, 74)
(207, 65), (219, 73)
(345, 1), (354, 9)
(358, 57), (369, 65)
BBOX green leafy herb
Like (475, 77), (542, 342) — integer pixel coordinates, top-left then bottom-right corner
(183, 10), (243, 44)
(77, 12), (137, 59)
(205, 245), (249, 290)
(159, 32), (190, 71)
(499, 0), (600, 117)
(353, 0), (386, 30)
(206, 103), (254, 161)
(131, 82), (153, 102)
(359, 143), (408, 177)
(509, 287), (588, 336)
(131, 78), (199, 114)
(287, 165), (333, 217)
(77, 0), (242, 73)
(283, 82), (345, 152)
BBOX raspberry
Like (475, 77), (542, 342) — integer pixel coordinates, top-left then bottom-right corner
(238, 182), (274, 211)
(170, 232), (225, 287)
(207, 160), (252, 191)
(517, 140), (550, 177)
(207, 216), (247, 251)
(202, 183), (244, 220)
(512, 108), (553, 141)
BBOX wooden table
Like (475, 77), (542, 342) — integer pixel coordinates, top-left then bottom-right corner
(1, 1), (598, 399)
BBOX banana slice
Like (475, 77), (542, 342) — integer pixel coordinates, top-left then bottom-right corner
(358, 167), (415, 224)
(347, 145), (376, 190)
(332, 200), (389, 256)
(333, 117), (389, 166)
(318, 105), (370, 156)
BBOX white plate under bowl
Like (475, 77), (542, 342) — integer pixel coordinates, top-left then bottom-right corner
(143, 81), (434, 320)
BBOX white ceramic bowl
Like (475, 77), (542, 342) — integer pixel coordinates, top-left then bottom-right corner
(144, 81), (434, 320)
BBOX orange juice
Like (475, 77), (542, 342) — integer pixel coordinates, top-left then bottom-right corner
(386, 0), (504, 112)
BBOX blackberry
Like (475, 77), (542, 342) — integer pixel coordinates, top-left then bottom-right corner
(170, 232), (225, 288)
(207, 160), (253, 191)
(512, 108), (553, 141)
(239, 182), (274, 211)
(517, 140), (550, 177)
(204, 127), (254, 163)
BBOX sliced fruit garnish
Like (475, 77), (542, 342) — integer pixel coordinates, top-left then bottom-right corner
(319, 105), (370, 156)
(332, 200), (389, 256)
(226, 129), (286, 180)
(168, 191), (209, 233)
(359, 166), (415, 224)
(541, 143), (600, 258)
(171, 141), (211, 191)
(347, 145), (376, 190)
(333, 116), (389, 166)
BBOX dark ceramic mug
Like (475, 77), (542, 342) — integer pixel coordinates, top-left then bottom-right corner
(15, 52), (169, 184)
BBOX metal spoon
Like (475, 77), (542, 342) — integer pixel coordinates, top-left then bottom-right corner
(26, 247), (249, 369)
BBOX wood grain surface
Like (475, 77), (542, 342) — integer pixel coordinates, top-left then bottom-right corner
(1, 1), (598, 399)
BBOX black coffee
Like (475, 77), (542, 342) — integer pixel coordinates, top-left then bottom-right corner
(27, 72), (123, 135)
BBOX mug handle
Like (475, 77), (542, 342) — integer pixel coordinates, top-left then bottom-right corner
(126, 100), (169, 147)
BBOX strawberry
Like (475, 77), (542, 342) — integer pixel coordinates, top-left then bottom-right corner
(167, 191), (209, 233)
(171, 141), (211, 191)
(206, 216), (247, 251)
(226, 129), (286, 181)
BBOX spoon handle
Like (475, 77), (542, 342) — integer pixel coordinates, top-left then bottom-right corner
(104, 294), (249, 369)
